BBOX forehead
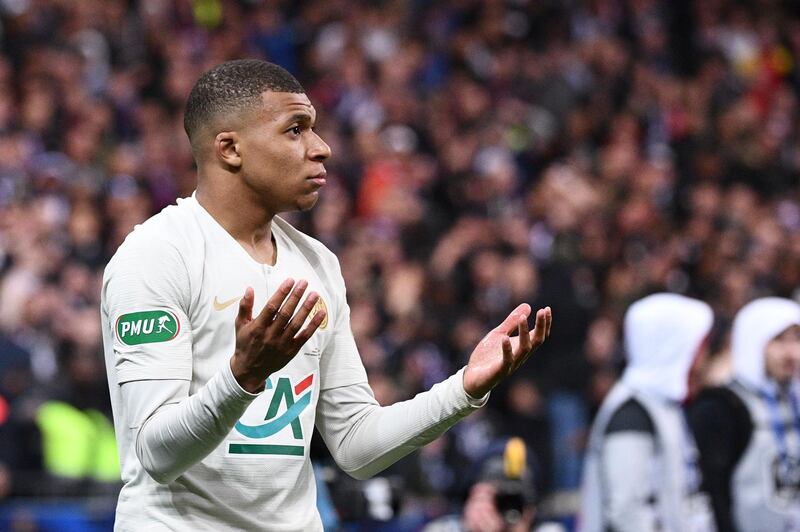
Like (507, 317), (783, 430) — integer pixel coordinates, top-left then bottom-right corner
(259, 91), (315, 120)
(773, 324), (800, 341)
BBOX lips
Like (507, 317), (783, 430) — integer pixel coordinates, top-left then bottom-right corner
(308, 171), (327, 186)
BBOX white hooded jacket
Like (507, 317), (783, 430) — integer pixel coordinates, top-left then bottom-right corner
(728, 297), (800, 532)
(580, 293), (715, 532)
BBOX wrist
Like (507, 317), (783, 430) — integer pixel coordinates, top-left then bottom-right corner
(460, 367), (491, 407)
(230, 355), (266, 394)
(462, 366), (489, 399)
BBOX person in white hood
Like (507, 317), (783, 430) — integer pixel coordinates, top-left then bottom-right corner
(689, 297), (800, 532)
(580, 293), (716, 532)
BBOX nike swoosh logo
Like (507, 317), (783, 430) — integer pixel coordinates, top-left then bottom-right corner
(213, 295), (241, 311)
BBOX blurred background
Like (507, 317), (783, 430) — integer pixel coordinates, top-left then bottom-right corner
(1, 0), (799, 530)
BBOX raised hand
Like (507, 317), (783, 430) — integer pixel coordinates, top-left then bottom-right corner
(462, 304), (552, 398)
(230, 278), (326, 393)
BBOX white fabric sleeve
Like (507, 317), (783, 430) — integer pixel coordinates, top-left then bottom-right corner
(601, 432), (659, 532)
(315, 366), (488, 480)
(121, 362), (260, 484)
(318, 256), (368, 390)
(104, 233), (193, 383)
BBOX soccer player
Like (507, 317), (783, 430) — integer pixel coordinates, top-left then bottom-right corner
(579, 293), (715, 532)
(689, 297), (800, 531)
(100, 59), (552, 530)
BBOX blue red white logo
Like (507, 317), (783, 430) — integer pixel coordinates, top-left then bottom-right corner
(228, 373), (314, 456)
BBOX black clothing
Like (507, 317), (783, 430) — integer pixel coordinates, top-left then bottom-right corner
(605, 398), (655, 435)
(687, 387), (754, 532)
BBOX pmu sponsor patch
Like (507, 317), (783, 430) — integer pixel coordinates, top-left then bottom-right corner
(116, 310), (180, 346)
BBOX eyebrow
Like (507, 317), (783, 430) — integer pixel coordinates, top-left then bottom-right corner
(284, 112), (315, 126)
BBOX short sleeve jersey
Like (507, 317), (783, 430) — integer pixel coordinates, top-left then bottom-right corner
(101, 194), (367, 530)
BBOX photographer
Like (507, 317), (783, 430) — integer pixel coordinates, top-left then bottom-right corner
(425, 437), (564, 532)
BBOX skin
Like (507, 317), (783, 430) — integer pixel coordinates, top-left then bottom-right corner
(764, 324), (800, 386)
(192, 89), (552, 394)
(463, 482), (535, 532)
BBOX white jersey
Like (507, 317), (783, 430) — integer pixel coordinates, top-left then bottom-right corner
(101, 194), (484, 531)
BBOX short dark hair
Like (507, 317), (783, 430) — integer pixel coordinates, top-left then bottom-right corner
(183, 59), (304, 149)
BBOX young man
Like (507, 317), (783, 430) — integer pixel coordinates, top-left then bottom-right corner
(689, 297), (800, 531)
(579, 293), (715, 532)
(100, 59), (552, 530)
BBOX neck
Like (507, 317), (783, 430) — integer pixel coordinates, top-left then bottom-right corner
(196, 170), (277, 264)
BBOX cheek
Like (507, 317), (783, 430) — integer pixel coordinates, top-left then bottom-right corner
(245, 147), (286, 180)
(766, 349), (794, 376)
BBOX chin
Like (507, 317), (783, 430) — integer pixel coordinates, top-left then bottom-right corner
(296, 192), (320, 212)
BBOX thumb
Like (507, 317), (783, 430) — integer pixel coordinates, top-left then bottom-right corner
(496, 303), (531, 335)
(236, 287), (254, 329)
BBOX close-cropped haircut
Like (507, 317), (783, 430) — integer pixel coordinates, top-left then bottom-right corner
(183, 59), (304, 149)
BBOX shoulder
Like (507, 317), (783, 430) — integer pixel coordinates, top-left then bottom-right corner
(605, 398), (655, 435)
(688, 385), (753, 437)
(105, 198), (201, 275)
(688, 386), (748, 424)
(102, 199), (204, 308)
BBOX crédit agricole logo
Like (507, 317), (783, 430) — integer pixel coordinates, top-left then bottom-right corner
(228, 373), (314, 457)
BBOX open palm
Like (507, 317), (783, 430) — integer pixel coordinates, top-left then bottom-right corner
(463, 304), (552, 398)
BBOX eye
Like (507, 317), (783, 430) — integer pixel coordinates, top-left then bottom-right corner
(289, 126), (301, 136)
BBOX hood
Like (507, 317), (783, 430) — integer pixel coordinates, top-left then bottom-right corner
(621, 293), (714, 402)
(731, 297), (800, 391)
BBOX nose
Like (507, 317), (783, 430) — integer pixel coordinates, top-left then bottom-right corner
(308, 131), (332, 162)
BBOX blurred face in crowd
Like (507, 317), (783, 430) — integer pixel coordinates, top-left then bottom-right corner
(216, 91), (331, 214)
(764, 325), (800, 386)
(462, 482), (534, 532)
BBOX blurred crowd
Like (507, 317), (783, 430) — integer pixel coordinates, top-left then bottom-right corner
(1, 0), (800, 528)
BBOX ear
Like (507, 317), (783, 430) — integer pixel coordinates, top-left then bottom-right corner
(214, 131), (242, 169)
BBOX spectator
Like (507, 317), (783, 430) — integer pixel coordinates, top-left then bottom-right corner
(689, 298), (800, 531)
(580, 294), (715, 531)
(424, 437), (564, 532)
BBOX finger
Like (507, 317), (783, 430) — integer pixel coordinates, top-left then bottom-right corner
(545, 306), (552, 337)
(530, 308), (548, 346)
(283, 291), (319, 338)
(292, 309), (326, 347)
(272, 279), (308, 330)
(495, 303), (531, 335)
(502, 335), (513, 373)
(235, 287), (254, 329)
(516, 314), (532, 358)
(255, 278), (295, 325)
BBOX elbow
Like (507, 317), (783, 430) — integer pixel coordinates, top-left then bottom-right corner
(332, 448), (383, 480)
(135, 429), (181, 485)
(337, 453), (392, 480)
(137, 449), (181, 484)
(341, 464), (376, 481)
(144, 465), (179, 485)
